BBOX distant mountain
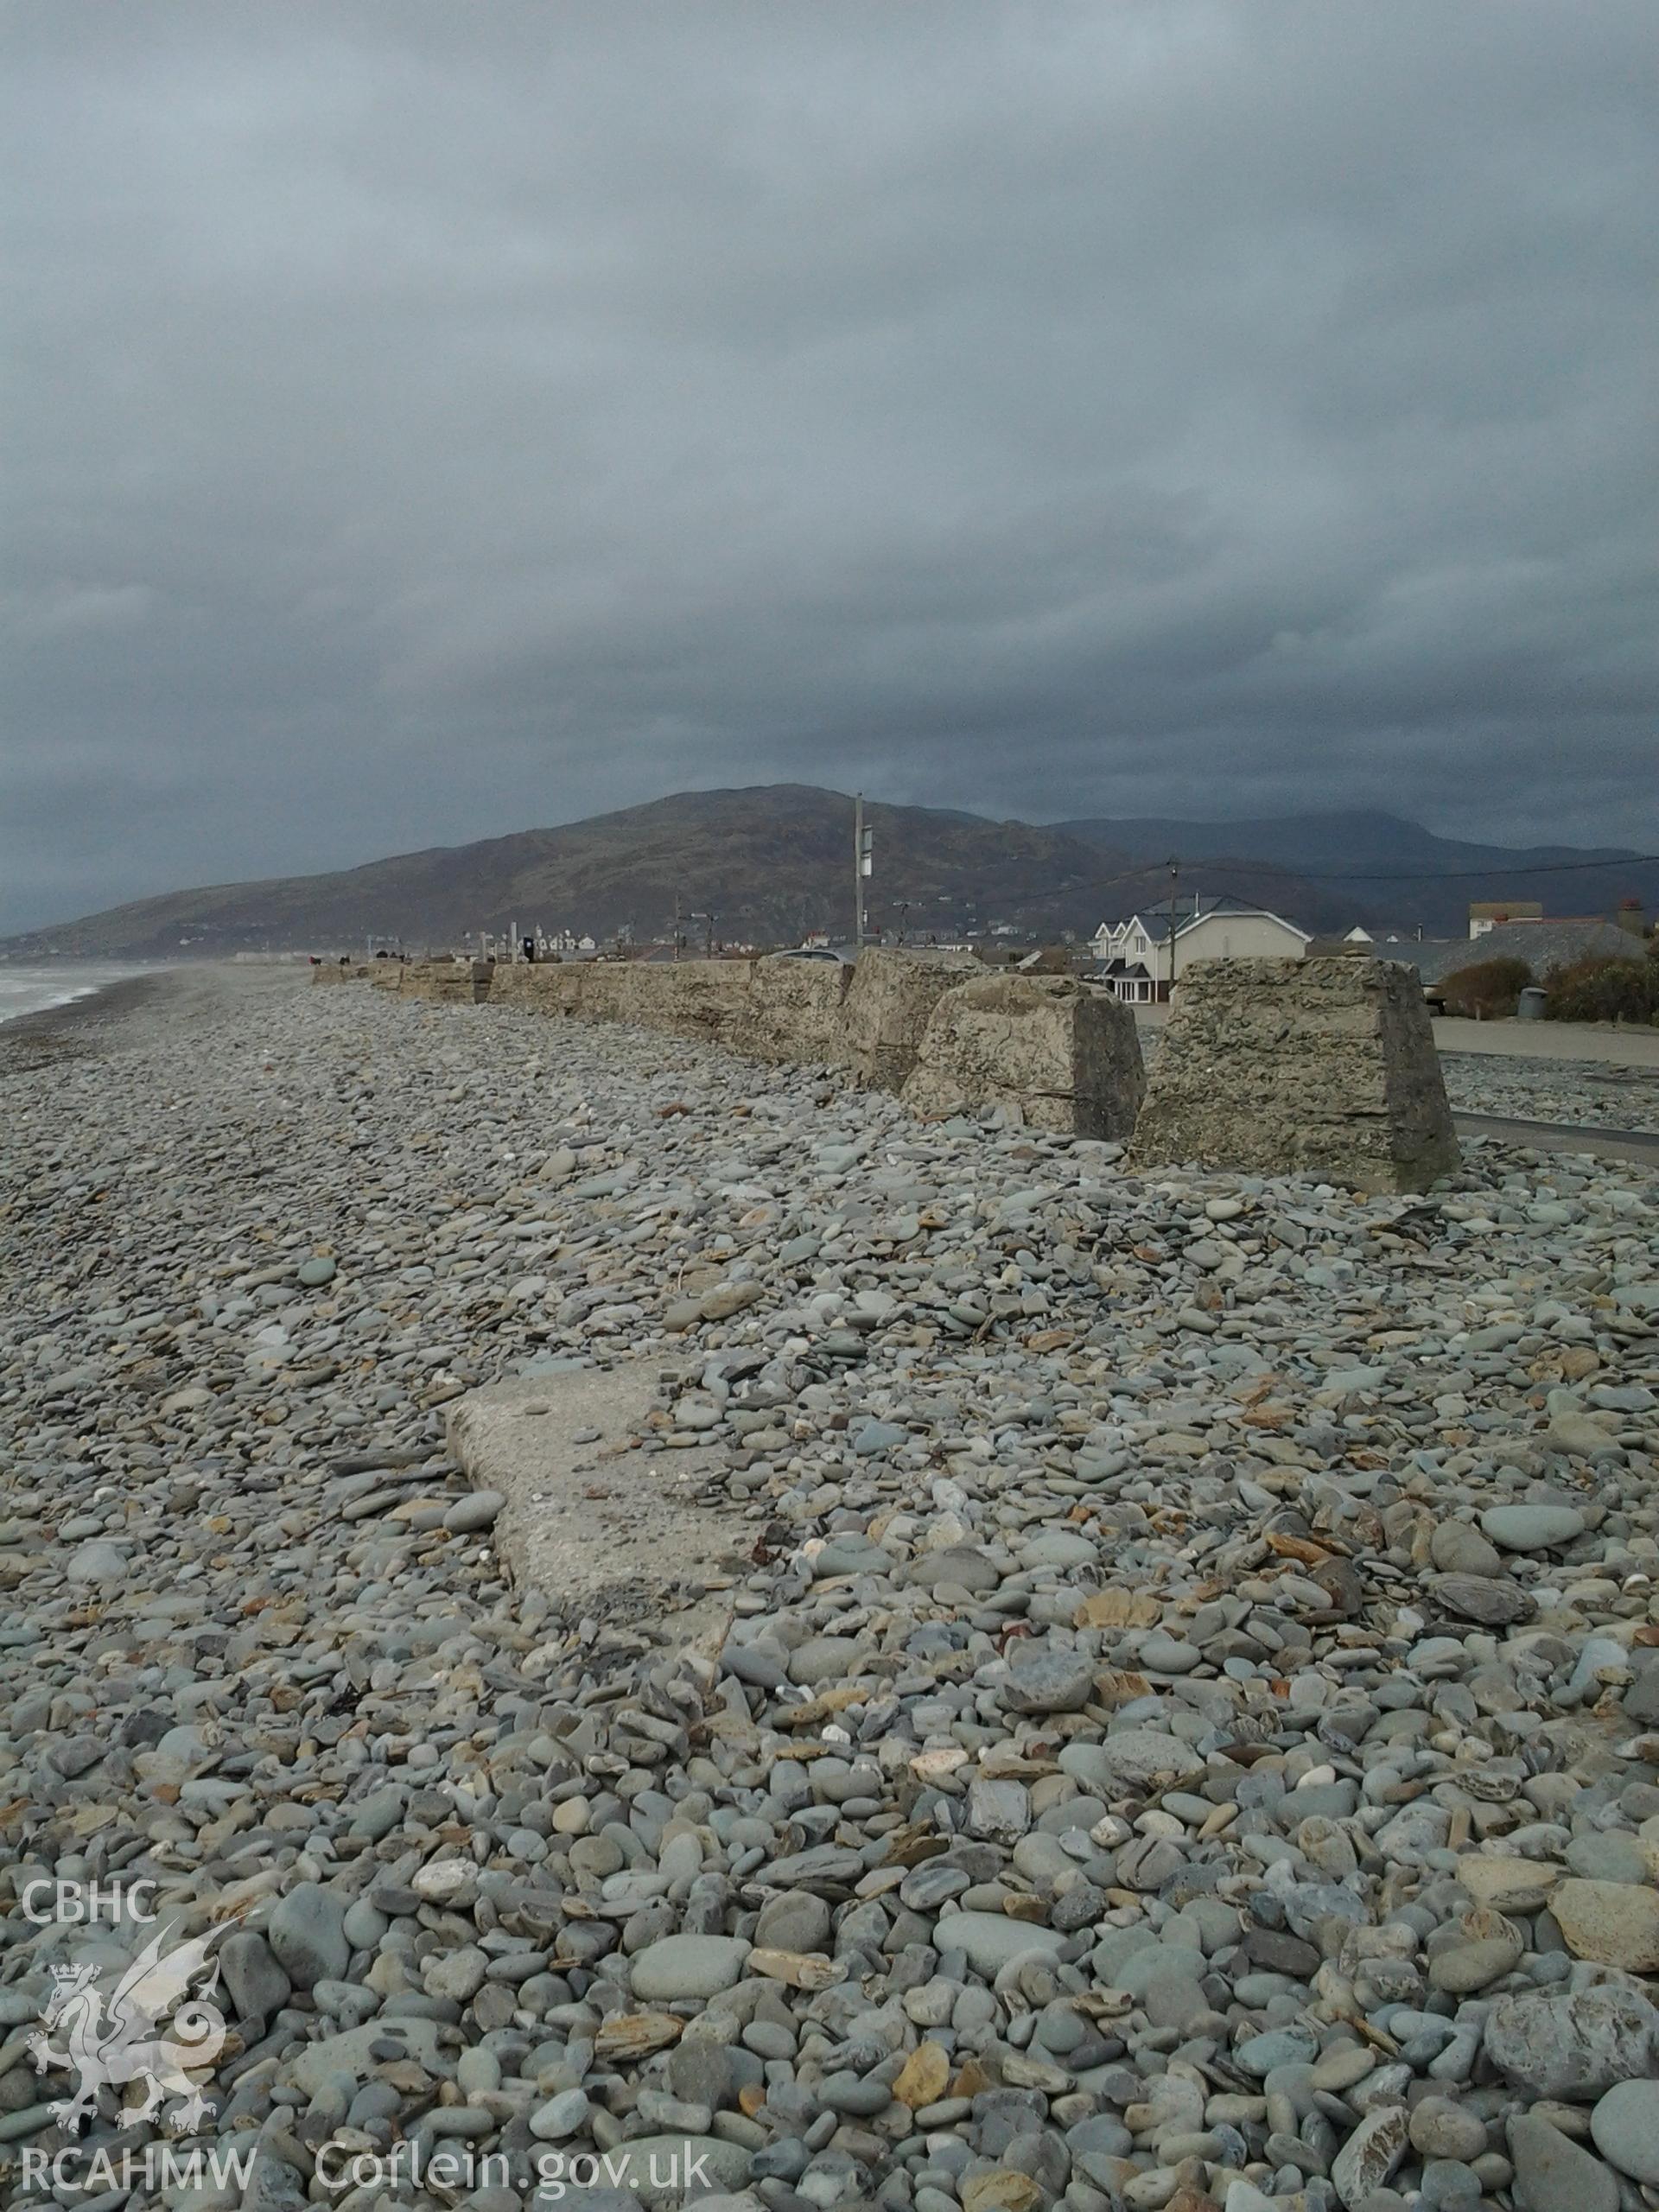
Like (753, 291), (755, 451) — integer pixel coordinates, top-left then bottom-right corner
(5, 788), (1653, 959)
(1058, 806), (1634, 872)
(0, 787), (1121, 958)
(1057, 808), (1657, 935)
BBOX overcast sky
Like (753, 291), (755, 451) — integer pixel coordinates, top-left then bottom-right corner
(3, 3), (1656, 931)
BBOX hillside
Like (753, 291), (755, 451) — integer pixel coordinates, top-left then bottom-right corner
(2, 788), (1119, 958)
(4, 788), (1653, 958)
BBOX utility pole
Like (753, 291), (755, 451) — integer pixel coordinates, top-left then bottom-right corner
(854, 792), (865, 950)
(854, 793), (873, 950)
(1166, 859), (1180, 1001)
(672, 893), (681, 963)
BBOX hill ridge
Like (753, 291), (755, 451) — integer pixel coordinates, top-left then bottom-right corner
(5, 785), (1653, 958)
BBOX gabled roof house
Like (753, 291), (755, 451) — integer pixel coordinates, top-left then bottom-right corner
(1090, 895), (1311, 1002)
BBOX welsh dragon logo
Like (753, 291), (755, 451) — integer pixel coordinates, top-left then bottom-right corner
(28, 1922), (227, 2135)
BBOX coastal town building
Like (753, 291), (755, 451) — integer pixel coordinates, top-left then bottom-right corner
(1468, 899), (1543, 938)
(1342, 922), (1421, 945)
(1090, 895), (1311, 1003)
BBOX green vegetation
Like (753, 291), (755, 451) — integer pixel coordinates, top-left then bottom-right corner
(1543, 950), (1659, 1024)
(1438, 956), (1535, 1018)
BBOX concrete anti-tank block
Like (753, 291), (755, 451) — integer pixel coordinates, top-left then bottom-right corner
(1126, 957), (1460, 1192)
(402, 962), (486, 1006)
(842, 950), (976, 1092)
(493, 960), (749, 1037)
(728, 955), (852, 1066)
(902, 973), (1145, 1137)
(575, 964), (634, 1023)
(653, 962), (754, 1044)
(490, 964), (584, 1014)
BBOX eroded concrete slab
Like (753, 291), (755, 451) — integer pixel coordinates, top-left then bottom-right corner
(445, 1365), (751, 1651)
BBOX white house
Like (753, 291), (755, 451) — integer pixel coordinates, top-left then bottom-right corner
(1090, 895), (1311, 1003)
(1343, 922), (1417, 946)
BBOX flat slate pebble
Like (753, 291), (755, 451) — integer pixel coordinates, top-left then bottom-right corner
(1590, 2081), (1659, 2186)
(1481, 1501), (1586, 1550)
(630, 1934), (751, 2000)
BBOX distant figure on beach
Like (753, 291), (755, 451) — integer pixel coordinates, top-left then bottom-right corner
(522, 935), (537, 963)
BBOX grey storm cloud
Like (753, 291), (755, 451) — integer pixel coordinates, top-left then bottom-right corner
(3, 1), (1656, 930)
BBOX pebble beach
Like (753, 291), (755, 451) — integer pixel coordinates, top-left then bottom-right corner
(3, 966), (1657, 2212)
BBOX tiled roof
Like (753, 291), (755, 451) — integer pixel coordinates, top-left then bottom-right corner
(1401, 921), (1638, 983)
(1101, 895), (1309, 945)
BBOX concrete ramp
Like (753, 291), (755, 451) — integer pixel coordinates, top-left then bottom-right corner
(445, 1367), (750, 1653)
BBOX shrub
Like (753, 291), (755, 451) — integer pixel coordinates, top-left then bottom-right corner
(1543, 954), (1659, 1024)
(1438, 957), (1534, 1019)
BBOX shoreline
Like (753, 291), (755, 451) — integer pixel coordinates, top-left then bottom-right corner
(0, 971), (173, 1068)
(0, 962), (309, 1071)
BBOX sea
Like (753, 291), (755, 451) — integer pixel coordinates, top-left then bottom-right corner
(0, 963), (147, 1027)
